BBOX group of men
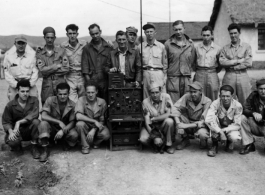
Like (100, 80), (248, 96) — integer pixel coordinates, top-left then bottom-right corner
(1, 20), (264, 162)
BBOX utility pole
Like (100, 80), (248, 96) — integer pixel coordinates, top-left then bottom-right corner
(169, 0), (171, 37)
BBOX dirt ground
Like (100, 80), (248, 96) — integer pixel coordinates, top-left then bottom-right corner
(1, 70), (265, 195)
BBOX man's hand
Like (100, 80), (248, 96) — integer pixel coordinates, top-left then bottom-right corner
(106, 40), (114, 48)
(59, 121), (66, 130)
(8, 131), (18, 141)
(154, 138), (163, 147)
(87, 128), (96, 143)
(13, 122), (20, 136)
(196, 121), (204, 129)
(253, 112), (263, 122)
(135, 81), (139, 87)
(110, 67), (118, 73)
(219, 130), (227, 146)
(237, 58), (245, 64)
(94, 121), (104, 131)
(54, 130), (64, 140)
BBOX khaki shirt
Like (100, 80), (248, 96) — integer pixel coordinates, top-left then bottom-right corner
(172, 93), (212, 123)
(205, 98), (242, 133)
(3, 47), (38, 88)
(60, 40), (86, 72)
(41, 96), (75, 125)
(195, 42), (221, 69)
(142, 93), (173, 118)
(75, 97), (107, 124)
(219, 41), (252, 70)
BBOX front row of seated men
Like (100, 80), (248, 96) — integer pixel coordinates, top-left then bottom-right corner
(2, 79), (265, 162)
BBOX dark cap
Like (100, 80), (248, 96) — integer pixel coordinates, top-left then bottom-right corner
(126, 26), (138, 34)
(15, 35), (27, 43)
(143, 23), (155, 30)
(43, 27), (56, 36)
(188, 81), (203, 90)
(220, 85), (234, 95)
(256, 79), (265, 87)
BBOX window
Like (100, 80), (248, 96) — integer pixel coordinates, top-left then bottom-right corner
(258, 29), (265, 50)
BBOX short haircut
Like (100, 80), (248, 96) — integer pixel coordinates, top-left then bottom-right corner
(56, 82), (70, 92)
(228, 23), (241, 33)
(116, 30), (126, 39)
(172, 20), (185, 27)
(201, 25), (213, 34)
(220, 85), (234, 95)
(88, 23), (101, 31)
(16, 79), (31, 90)
(66, 24), (79, 32)
(85, 80), (98, 90)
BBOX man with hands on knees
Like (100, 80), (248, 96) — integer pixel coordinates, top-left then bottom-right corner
(139, 82), (175, 154)
(38, 82), (78, 162)
(2, 80), (40, 159)
(75, 81), (110, 154)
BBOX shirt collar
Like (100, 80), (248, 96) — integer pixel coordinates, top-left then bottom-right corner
(12, 94), (35, 106)
(118, 47), (128, 55)
(230, 39), (242, 48)
(169, 34), (188, 47)
(150, 95), (162, 106)
(201, 41), (215, 49)
(15, 51), (27, 58)
(144, 39), (158, 47)
(41, 45), (59, 55)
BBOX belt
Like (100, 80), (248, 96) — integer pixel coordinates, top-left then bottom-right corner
(196, 68), (217, 73)
(44, 75), (63, 80)
(226, 69), (247, 74)
(68, 71), (83, 76)
(143, 67), (163, 71)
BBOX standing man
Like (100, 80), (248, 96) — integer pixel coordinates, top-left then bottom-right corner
(240, 79), (265, 154)
(126, 26), (138, 50)
(205, 85), (242, 157)
(139, 83), (175, 154)
(36, 27), (69, 105)
(164, 20), (196, 103)
(3, 35), (38, 100)
(81, 23), (112, 100)
(194, 26), (221, 101)
(2, 80), (40, 159)
(219, 23), (252, 105)
(139, 23), (167, 99)
(60, 24), (86, 102)
(171, 81), (212, 150)
(75, 81), (110, 154)
(38, 83), (78, 162)
(105, 30), (141, 87)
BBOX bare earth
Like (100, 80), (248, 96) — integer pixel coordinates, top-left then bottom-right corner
(1, 70), (265, 195)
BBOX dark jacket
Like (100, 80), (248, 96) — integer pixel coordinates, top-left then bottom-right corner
(105, 47), (142, 83)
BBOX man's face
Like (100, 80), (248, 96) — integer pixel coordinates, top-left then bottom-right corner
(18, 86), (30, 101)
(67, 29), (78, 44)
(15, 41), (27, 53)
(150, 87), (161, 102)
(89, 27), (101, 42)
(258, 84), (265, 99)
(57, 89), (69, 103)
(202, 30), (213, 44)
(173, 24), (185, 38)
(126, 32), (137, 44)
(220, 90), (233, 107)
(190, 88), (202, 102)
(44, 33), (56, 46)
(86, 86), (97, 102)
(116, 34), (127, 49)
(229, 29), (240, 44)
(144, 28), (156, 41)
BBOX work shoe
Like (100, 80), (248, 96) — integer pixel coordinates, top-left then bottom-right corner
(165, 146), (175, 154)
(207, 142), (218, 157)
(176, 137), (190, 150)
(239, 142), (256, 155)
(31, 144), (40, 159)
(39, 147), (49, 162)
(81, 147), (90, 154)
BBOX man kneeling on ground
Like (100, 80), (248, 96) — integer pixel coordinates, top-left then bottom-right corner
(2, 80), (40, 158)
(38, 83), (78, 162)
(139, 83), (175, 154)
(171, 81), (212, 150)
(205, 85), (242, 157)
(75, 81), (110, 154)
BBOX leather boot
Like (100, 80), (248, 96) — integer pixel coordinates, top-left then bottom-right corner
(240, 142), (256, 155)
(39, 146), (49, 162)
(176, 137), (190, 150)
(207, 141), (218, 157)
(31, 144), (40, 159)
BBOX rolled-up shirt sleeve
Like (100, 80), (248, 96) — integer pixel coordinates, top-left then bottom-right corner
(41, 97), (52, 114)
(205, 100), (222, 133)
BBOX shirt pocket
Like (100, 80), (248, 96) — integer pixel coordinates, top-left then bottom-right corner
(9, 66), (20, 77)
(152, 49), (162, 65)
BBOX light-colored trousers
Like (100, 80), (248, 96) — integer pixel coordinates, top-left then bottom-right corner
(65, 73), (85, 103)
(8, 85), (38, 100)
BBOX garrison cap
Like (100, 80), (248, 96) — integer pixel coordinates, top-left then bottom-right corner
(126, 26), (138, 34)
(143, 23), (156, 30)
(188, 81), (203, 90)
(220, 85), (234, 95)
(149, 82), (161, 91)
(43, 27), (56, 36)
(15, 35), (27, 43)
(256, 79), (265, 87)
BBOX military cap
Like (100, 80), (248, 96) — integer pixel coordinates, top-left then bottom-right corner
(15, 35), (27, 43)
(149, 82), (161, 91)
(43, 27), (56, 36)
(256, 79), (265, 87)
(188, 81), (203, 90)
(143, 23), (156, 30)
(126, 26), (138, 34)
(220, 85), (234, 95)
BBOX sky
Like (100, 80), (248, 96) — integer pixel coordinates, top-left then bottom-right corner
(0, 0), (214, 37)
